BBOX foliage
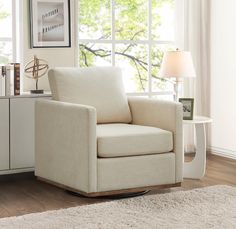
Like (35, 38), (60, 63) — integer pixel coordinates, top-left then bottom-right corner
(0, 0), (9, 22)
(79, 0), (111, 39)
(0, 11), (8, 20)
(79, 0), (175, 92)
(115, 0), (148, 40)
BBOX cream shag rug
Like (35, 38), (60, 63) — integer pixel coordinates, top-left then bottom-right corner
(0, 185), (235, 229)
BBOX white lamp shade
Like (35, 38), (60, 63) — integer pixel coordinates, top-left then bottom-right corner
(160, 51), (196, 80)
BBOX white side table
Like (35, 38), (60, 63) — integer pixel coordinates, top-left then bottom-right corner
(183, 116), (212, 179)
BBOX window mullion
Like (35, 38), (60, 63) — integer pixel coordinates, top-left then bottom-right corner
(77, 0), (81, 65)
(111, 0), (115, 66)
(148, 0), (152, 98)
(0, 38), (12, 42)
(78, 39), (175, 45)
(12, 0), (16, 62)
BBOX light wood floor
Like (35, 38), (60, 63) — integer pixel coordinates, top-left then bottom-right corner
(0, 153), (235, 218)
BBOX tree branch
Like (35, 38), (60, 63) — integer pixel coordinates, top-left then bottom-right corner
(81, 50), (88, 66)
(80, 44), (174, 85)
(133, 59), (145, 91)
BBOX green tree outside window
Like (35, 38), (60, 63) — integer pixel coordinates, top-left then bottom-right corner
(78, 0), (176, 93)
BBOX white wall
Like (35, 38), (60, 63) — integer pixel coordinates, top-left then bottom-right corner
(22, 0), (76, 92)
(210, 0), (236, 158)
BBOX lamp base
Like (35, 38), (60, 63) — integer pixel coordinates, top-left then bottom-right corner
(174, 81), (183, 102)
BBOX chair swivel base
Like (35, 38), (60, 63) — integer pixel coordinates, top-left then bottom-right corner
(67, 190), (150, 199)
(38, 176), (181, 198)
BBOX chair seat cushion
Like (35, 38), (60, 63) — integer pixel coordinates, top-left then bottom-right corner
(97, 124), (173, 158)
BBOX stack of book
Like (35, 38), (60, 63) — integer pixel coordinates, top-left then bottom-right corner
(0, 63), (20, 96)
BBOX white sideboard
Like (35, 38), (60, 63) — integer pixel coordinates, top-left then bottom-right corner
(0, 94), (51, 175)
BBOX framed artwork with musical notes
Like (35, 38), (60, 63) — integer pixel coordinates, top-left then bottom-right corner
(30, 0), (71, 48)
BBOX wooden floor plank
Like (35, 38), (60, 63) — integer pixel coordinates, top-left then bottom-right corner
(0, 153), (235, 218)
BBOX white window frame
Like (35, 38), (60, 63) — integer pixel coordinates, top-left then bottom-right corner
(0, 0), (21, 63)
(77, 0), (185, 98)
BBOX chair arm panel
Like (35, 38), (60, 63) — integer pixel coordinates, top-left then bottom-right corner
(35, 100), (97, 193)
(128, 97), (183, 182)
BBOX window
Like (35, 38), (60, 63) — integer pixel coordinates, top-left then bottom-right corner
(78, 0), (184, 98)
(0, 0), (20, 65)
(0, 0), (12, 64)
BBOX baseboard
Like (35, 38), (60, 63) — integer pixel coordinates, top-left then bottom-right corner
(208, 146), (236, 160)
(0, 167), (34, 175)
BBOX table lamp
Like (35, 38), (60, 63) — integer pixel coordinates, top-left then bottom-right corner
(160, 50), (196, 101)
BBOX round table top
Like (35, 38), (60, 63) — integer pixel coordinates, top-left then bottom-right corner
(183, 116), (213, 124)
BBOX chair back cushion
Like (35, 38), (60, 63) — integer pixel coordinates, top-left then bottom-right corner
(48, 67), (132, 124)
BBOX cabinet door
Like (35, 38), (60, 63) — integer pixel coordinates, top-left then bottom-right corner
(0, 99), (10, 170)
(10, 98), (36, 169)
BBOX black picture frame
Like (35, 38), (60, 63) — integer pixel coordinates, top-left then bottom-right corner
(179, 98), (194, 120)
(30, 0), (71, 48)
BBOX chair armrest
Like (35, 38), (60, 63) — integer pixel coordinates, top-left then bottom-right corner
(128, 97), (183, 182)
(35, 100), (97, 193)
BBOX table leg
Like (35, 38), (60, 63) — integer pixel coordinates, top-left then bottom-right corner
(184, 123), (206, 179)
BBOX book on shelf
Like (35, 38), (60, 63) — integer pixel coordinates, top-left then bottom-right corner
(13, 63), (20, 96)
(5, 64), (14, 96)
(0, 63), (20, 96)
(0, 66), (6, 96)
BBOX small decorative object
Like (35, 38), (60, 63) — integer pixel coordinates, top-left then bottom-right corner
(5, 64), (14, 96)
(30, 0), (71, 48)
(0, 66), (6, 96)
(24, 55), (49, 94)
(179, 98), (194, 120)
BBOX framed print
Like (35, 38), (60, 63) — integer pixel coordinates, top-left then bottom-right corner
(30, 0), (71, 48)
(179, 98), (194, 120)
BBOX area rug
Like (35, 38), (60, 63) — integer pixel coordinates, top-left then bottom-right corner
(0, 185), (235, 229)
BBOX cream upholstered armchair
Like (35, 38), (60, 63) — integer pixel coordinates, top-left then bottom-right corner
(35, 67), (183, 197)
